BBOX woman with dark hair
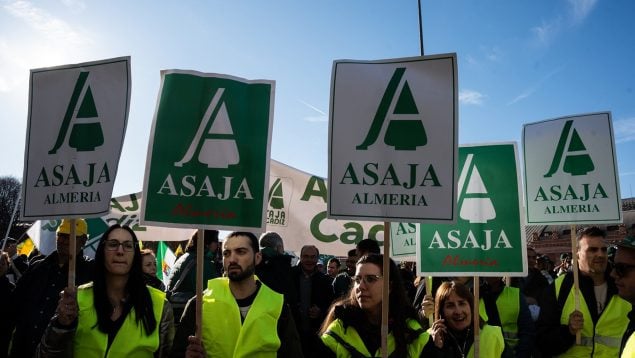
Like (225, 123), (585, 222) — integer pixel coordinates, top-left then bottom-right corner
(423, 280), (504, 357)
(319, 254), (428, 357)
(141, 248), (166, 291)
(36, 224), (174, 357)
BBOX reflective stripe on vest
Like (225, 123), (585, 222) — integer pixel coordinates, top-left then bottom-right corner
(478, 286), (520, 347)
(554, 274), (632, 358)
(321, 318), (428, 358)
(74, 283), (164, 358)
(201, 277), (283, 358)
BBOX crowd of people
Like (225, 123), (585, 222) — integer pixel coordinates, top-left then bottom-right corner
(1, 221), (635, 357)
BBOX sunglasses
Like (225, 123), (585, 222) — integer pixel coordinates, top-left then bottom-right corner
(104, 240), (135, 252)
(613, 262), (635, 277)
(352, 274), (383, 285)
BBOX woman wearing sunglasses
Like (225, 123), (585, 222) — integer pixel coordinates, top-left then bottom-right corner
(319, 254), (428, 357)
(36, 224), (175, 357)
(423, 280), (504, 357)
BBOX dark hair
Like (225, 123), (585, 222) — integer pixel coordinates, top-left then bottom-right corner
(347, 249), (357, 257)
(320, 254), (420, 357)
(226, 232), (259, 253)
(328, 257), (341, 267)
(577, 226), (606, 241)
(435, 281), (484, 330)
(356, 239), (380, 255)
(186, 230), (219, 251)
(93, 225), (156, 335)
(259, 232), (283, 250)
(300, 245), (320, 257)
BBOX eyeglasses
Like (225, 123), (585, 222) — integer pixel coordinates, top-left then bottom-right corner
(352, 274), (383, 285)
(104, 240), (135, 252)
(613, 262), (635, 277)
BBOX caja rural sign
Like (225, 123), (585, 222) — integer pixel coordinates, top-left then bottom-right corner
(142, 70), (274, 231)
(523, 112), (621, 224)
(417, 143), (526, 276)
(328, 54), (458, 223)
(21, 57), (131, 220)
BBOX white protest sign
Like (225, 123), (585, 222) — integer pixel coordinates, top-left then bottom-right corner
(523, 112), (622, 224)
(21, 57), (131, 220)
(328, 54), (458, 223)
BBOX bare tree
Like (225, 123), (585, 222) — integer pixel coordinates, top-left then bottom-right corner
(0, 176), (27, 240)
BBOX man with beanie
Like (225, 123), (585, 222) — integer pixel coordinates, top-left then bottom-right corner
(3, 219), (93, 358)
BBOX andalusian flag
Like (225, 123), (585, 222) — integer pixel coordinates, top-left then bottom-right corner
(156, 241), (176, 285)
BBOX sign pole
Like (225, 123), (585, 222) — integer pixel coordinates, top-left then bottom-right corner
(473, 276), (480, 357)
(381, 222), (391, 358)
(571, 224), (581, 345)
(195, 229), (204, 339)
(68, 218), (76, 287)
(426, 276), (433, 326)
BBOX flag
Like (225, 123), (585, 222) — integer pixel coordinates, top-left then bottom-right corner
(17, 238), (35, 256)
(156, 241), (176, 286)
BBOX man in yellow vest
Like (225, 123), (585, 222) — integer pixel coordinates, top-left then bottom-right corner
(611, 235), (635, 357)
(172, 231), (303, 357)
(536, 226), (632, 357)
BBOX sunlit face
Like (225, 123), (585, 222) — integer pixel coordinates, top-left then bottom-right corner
(104, 228), (135, 276)
(354, 262), (384, 314)
(442, 291), (472, 331)
(611, 248), (635, 304)
(327, 262), (339, 277)
(578, 236), (608, 274)
(142, 254), (157, 276)
(223, 235), (261, 282)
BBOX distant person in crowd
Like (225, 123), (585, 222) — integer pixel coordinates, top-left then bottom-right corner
(255, 231), (294, 303)
(290, 245), (335, 358)
(537, 255), (555, 284)
(423, 280), (505, 357)
(554, 252), (572, 277)
(166, 230), (219, 321)
(333, 249), (357, 298)
(1, 237), (28, 284)
(514, 246), (550, 322)
(537, 226), (631, 357)
(319, 254), (428, 357)
(3, 219), (94, 358)
(610, 235), (635, 357)
(0, 252), (14, 358)
(399, 261), (416, 302)
(480, 276), (535, 358)
(141, 248), (166, 291)
(36, 224), (174, 357)
(326, 258), (340, 279)
(317, 259), (325, 274)
(356, 238), (380, 257)
(172, 231), (302, 357)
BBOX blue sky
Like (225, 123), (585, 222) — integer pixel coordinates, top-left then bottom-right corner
(1, 0), (634, 199)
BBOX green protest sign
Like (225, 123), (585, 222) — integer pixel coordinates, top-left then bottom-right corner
(142, 70), (274, 231)
(417, 143), (526, 276)
(523, 112), (621, 224)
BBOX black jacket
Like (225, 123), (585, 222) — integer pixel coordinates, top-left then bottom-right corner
(5, 251), (93, 358)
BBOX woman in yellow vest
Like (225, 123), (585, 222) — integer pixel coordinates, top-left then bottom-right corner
(36, 224), (175, 357)
(423, 280), (505, 357)
(319, 254), (428, 357)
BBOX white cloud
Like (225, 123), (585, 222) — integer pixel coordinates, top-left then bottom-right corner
(567, 0), (597, 24)
(508, 66), (563, 105)
(614, 117), (635, 144)
(299, 99), (327, 122)
(459, 89), (485, 105)
(60, 0), (86, 12)
(531, 18), (560, 46)
(3, 1), (89, 45)
(483, 46), (503, 62)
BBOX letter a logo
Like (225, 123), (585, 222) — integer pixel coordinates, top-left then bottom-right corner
(544, 120), (594, 177)
(49, 72), (104, 154)
(268, 178), (284, 209)
(357, 68), (427, 151)
(174, 88), (240, 168)
(458, 154), (496, 223)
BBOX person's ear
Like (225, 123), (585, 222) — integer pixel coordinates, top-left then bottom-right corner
(255, 252), (262, 266)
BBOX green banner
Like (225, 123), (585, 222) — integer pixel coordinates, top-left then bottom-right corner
(417, 143), (526, 276)
(142, 70), (274, 230)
